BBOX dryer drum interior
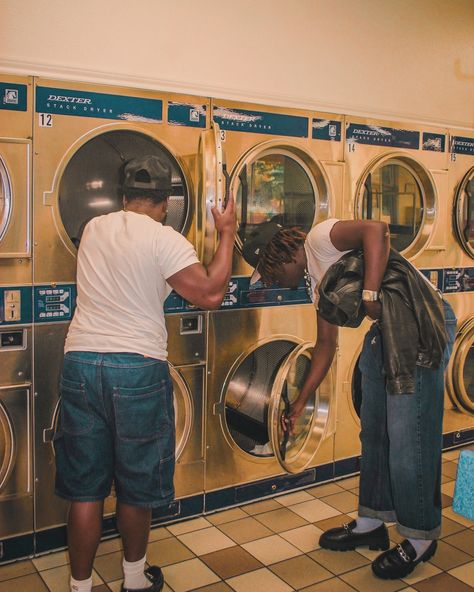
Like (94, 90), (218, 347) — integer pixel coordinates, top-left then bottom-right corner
(0, 156), (12, 242)
(357, 157), (436, 257)
(58, 130), (190, 246)
(454, 166), (474, 258)
(224, 339), (328, 468)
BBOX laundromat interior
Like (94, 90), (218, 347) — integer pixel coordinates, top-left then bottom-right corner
(0, 1), (474, 590)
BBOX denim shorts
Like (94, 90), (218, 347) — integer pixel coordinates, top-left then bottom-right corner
(54, 352), (175, 508)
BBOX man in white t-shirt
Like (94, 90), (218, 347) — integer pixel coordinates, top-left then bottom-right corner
(245, 218), (456, 581)
(55, 155), (235, 592)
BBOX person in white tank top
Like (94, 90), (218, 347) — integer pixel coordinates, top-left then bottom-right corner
(246, 218), (456, 581)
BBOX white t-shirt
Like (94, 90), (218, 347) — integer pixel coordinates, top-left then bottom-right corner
(304, 218), (351, 303)
(64, 210), (199, 360)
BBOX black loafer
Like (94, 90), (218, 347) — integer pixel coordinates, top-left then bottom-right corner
(372, 539), (437, 580)
(319, 520), (389, 551)
(121, 565), (164, 592)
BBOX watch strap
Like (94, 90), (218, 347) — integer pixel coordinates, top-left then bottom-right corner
(362, 289), (379, 302)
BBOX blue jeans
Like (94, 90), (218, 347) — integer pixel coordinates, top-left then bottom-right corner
(357, 300), (457, 539)
(54, 352), (175, 508)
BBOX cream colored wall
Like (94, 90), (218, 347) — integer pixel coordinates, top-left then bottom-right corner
(0, 0), (473, 128)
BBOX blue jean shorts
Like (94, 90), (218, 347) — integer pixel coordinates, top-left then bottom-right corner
(54, 352), (175, 508)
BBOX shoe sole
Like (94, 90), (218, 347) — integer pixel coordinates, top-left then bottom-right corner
(372, 544), (437, 580)
(320, 540), (390, 552)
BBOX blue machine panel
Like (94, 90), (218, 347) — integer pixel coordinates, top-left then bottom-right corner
(29, 270), (473, 322)
(34, 285), (76, 323)
(451, 136), (474, 156)
(0, 286), (32, 325)
(312, 118), (342, 142)
(168, 102), (206, 128)
(221, 277), (310, 309)
(346, 123), (420, 149)
(36, 86), (163, 122)
(419, 268), (445, 292)
(213, 105), (308, 137)
(419, 268), (474, 293)
(0, 83), (28, 112)
(443, 268), (474, 293)
(422, 132), (446, 152)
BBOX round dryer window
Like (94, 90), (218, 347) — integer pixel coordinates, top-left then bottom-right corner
(58, 130), (190, 247)
(357, 158), (435, 257)
(454, 166), (474, 258)
(233, 148), (327, 260)
(0, 156), (12, 242)
(447, 318), (474, 414)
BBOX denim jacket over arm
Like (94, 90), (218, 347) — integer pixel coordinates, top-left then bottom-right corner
(317, 249), (447, 395)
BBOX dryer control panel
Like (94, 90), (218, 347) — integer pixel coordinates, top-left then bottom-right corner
(34, 284), (76, 322)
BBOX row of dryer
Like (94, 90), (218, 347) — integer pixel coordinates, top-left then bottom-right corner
(0, 73), (473, 562)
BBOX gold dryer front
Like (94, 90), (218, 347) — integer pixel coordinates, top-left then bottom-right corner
(205, 304), (336, 500)
(0, 74), (34, 558)
(342, 117), (449, 269)
(200, 98), (344, 273)
(32, 78), (211, 540)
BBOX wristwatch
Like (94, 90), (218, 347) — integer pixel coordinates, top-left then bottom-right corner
(362, 289), (379, 302)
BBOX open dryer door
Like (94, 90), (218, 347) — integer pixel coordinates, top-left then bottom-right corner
(268, 343), (333, 474)
(197, 123), (224, 265)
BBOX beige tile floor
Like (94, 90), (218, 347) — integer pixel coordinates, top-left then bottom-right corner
(0, 446), (473, 592)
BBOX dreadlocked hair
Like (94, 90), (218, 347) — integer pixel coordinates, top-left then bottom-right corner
(259, 227), (307, 286)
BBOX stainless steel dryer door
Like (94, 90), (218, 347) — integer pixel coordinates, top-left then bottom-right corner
(447, 317), (474, 414)
(454, 166), (474, 259)
(268, 343), (333, 474)
(0, 140), (30, 257)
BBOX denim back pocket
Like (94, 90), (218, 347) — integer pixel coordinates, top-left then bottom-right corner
(113, 381), (171, 443)
(59, 376), (93, 436)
